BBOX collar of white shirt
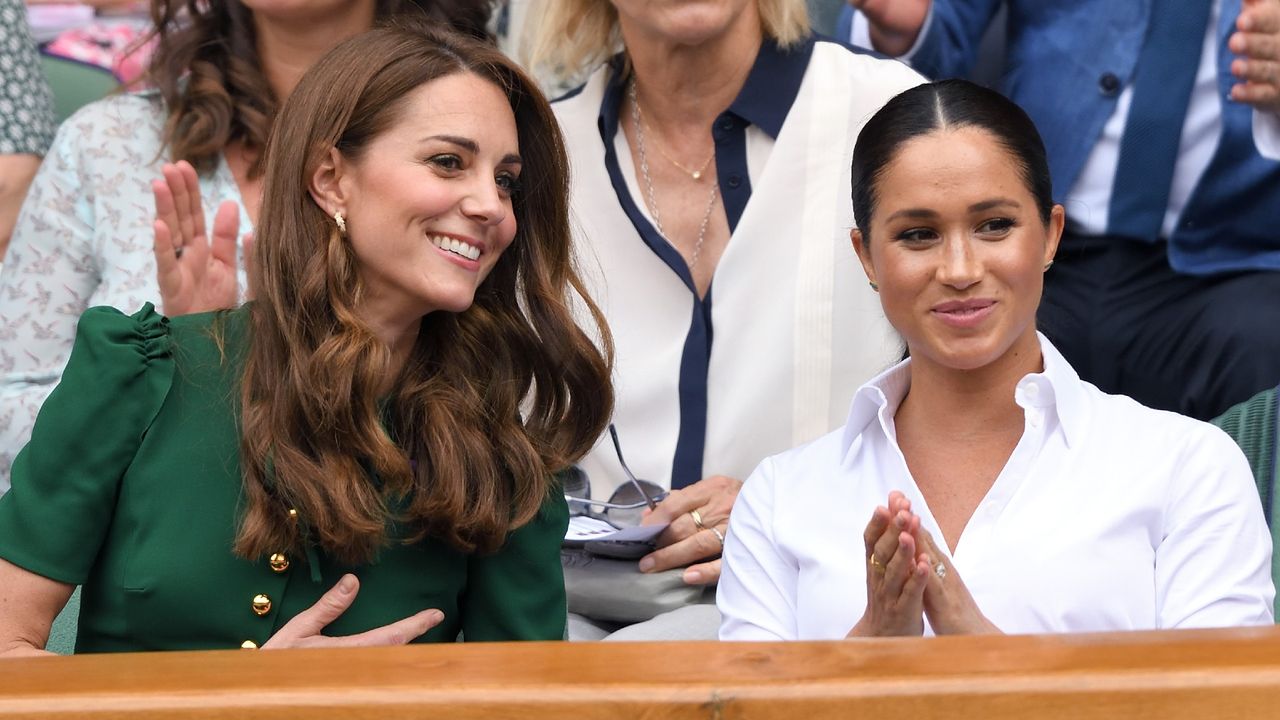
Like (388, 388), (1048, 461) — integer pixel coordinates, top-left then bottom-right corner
(840, 332), (1086, 457)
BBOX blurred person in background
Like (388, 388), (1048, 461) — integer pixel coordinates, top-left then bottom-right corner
(0, 0), (57, 259)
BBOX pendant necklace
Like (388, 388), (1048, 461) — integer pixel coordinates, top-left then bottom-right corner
(630, 80), (719, 271)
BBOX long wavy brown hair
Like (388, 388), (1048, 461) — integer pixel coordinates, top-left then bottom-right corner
(234, 22), (614, 565)
(146, 0), (493, 176)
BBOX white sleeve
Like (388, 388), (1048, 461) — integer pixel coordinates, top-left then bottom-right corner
(1155, 423), (1275, 628)
(0, 107), (102, 493)
(717, 457), (799, 640)
(1253, 109), (1280, 161)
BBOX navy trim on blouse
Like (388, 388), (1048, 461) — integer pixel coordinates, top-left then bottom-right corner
(595, 36), (815, 488)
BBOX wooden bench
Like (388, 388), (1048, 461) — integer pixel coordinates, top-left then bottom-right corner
(4, 626), (1280, 718)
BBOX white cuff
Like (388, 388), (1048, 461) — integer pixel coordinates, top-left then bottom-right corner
(849, 6), (933, 62)
(1254, 108), (1280, 161)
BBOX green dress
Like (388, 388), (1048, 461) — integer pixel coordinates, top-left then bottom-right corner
(0, 305), (569, 652)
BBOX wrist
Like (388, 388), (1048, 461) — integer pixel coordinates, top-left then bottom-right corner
(868, 27), (922, 57)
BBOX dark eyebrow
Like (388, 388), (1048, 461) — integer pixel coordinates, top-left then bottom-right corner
(884, 208), (939, 223)
(423, 135), (522, 167)
(884, 197), (1022, 223)
(968, 197), (1021, 213)
(425, 134), (479, 153)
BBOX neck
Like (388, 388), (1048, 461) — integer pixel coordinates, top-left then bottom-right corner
(358, 301), (422, 393)
(896, 330), (1044, 441)
(253, 4), (376, 105)
(621, 15), (764, 133)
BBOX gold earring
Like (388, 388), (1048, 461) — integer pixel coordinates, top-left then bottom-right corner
(869, 281), (879, 292)
(334, 211), (347, 236)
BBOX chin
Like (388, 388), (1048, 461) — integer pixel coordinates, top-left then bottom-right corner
(916, 334), (1011, 372)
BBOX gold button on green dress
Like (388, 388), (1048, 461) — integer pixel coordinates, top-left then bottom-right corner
(0, 304), (569, 652)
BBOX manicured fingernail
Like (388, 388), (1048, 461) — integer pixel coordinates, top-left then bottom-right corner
(638, 557), (655, 572)
(427, 610), (444, 623)
(684, 569), (702, 584)
(338, 575), (356, 593)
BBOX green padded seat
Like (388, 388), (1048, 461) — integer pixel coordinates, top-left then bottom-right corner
(39, 54), (118, 124)
(1212, 386), (1279, 620)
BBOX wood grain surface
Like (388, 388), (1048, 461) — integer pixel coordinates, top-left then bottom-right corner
(3, 626), (1280, 719)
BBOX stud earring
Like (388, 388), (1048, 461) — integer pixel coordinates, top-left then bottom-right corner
(334, 211), (347, 236)
(868, 281), (879, 292)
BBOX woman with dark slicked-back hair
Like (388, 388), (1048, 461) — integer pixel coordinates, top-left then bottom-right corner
(0, 0), (493, 493)
(719, 79), (1274, 640)
(0, 22), (614, 656)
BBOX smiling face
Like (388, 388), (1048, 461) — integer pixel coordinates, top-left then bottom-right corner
(853, 126), (1064, 373)
(322, 72), (521, 326)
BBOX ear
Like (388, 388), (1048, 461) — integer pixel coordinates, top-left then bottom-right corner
(308, 146), (352, 217)
(1044, 204), (1065, 267)
(851, 227), (877, 288)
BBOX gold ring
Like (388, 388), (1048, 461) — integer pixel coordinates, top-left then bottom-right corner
(708, 526), (725, 547)
(868, 555), (886, 574)
(690, 509), (707, 530)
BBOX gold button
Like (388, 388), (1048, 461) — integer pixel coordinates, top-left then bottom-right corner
(268, 553), (290, 573)
(287, 508), (298, 523)
(240, 640), (258, 650)
(252, 594), (272, 616)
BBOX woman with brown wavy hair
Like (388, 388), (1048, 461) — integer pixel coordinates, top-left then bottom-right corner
(0, 22), (613, 656)
(0, 0), (492, 492)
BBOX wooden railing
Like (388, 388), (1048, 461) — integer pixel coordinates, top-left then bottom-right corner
(4, 627), (1280, 718)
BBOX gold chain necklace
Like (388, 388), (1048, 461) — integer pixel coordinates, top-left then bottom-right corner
(651, 131), (714, 181)
(630, 80), (719, 270)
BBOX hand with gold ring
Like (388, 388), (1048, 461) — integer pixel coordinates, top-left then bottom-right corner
(909, 525), (1001, 636)
(847, 490), (930, 638)
(639, 474), (743, 586)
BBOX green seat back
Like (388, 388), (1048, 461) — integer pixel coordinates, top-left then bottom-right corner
(1212, 386), (1279, 620)
(40, 55), (119, 124)
(45, 585), (80, 654)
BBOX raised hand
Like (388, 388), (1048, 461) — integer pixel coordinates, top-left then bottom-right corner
(847, 491), (931, 637)
(261, 574), (444, 649)
(638, 474), (741, 586)
(1230, 0), (1280, 113)
(848, 0), (932, 57)
(152, 160), (253, 317)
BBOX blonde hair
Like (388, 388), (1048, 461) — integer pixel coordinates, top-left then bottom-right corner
(524, 0), (809, 84)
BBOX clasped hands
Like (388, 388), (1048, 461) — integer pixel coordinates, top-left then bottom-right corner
(637, 474), (742, 586)
(848, 490), (999, 637)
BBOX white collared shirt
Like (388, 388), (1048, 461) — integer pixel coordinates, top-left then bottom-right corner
(718, 335), (1274, 640)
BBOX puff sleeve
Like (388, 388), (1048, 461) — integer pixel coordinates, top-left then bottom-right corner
(0, 304), (173, 584)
